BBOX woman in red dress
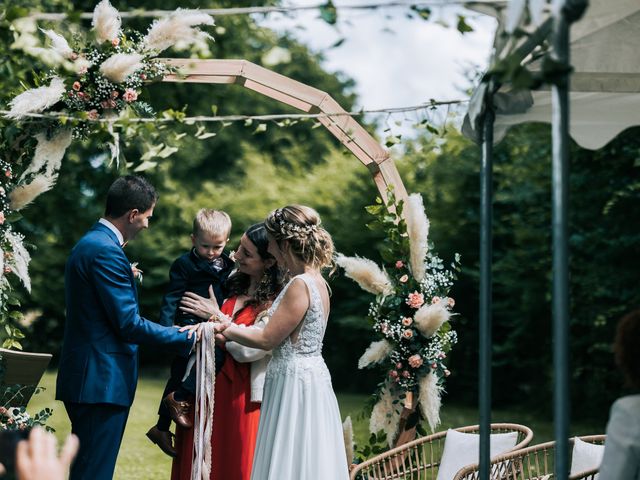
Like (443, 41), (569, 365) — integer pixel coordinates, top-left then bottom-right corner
(172, 222), (283, 480)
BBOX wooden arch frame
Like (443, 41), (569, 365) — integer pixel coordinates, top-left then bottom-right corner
(161, 58), (408, 202)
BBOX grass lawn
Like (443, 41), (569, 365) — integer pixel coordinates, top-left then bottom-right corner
(30, 371), (606, 479)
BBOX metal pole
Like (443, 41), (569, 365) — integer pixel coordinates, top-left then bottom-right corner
(479, 104), (495, 480)
(551, 7), (571, 480)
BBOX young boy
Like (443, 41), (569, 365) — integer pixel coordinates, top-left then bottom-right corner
(146, 209), (234, 457)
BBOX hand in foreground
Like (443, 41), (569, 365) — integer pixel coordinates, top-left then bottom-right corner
(180, 285), (221, 320)
(15, 427), (79, 480)
(179, 320), (230, 342)
(179, 323), (203, 342)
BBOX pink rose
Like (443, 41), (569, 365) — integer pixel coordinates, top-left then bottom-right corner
(5, 170), (11, 178)
(447, 297), (455, 308)
(69, 52), (79, 60)
(87, 109), (99, 120)
(4, 266), (11, 274)
(72, 81), (81, 91)
(0, 212), (4, 225)
(431, 296), (441, 305)
(431, 363), (438, 370)
(402, 370), (411, 378)
(402, 329), (414, 340)
(395, 260), (404, 269)
(389, 370), (399, 378)
(111, 38), (120, 46)
(123, 89), (138, 102)
(78, 66), (88, 75)
(438, 352), (446, 359)
(399, 274), (409, 283)
(408, 354), (423, 368)
(140, 73), (147, 80)
(401, 317), (413, 327)
(444, 369), (451, 377)
(395, 362), (403, 370)
(406, 291), (425, 309)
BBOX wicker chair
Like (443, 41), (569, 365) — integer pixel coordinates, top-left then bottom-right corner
(452, 435), (606, 480)
(350, 423), (533, 480)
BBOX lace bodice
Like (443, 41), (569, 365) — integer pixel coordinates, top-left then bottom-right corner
(267, 273), (328, 361)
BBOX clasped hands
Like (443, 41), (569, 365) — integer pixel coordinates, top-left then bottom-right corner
(179, 285), (231, 343)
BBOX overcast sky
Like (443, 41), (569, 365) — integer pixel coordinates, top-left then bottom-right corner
(257, 1), (497, 138)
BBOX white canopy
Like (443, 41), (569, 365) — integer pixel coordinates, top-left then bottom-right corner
(463, 0), (640, 150)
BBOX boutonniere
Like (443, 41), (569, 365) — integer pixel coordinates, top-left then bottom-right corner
(131, 262), (143, 284)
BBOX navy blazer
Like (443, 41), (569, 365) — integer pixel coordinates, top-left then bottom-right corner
(158, 249), (233, 327)
(56, 222), (193, 407)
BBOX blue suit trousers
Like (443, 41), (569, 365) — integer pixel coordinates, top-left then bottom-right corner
(65, 402), (130, 480)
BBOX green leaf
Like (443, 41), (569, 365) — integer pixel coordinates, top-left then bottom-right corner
(410, 5), (431, 20)
(134, 161), (158, 172)
(385, 135), (401, 148)
(319, 1), (338, 25)
(157, 146), (178, 158)
(457, 15), (474, 34)
(364, 205), (383, 215)
(253, 123), (267, 134)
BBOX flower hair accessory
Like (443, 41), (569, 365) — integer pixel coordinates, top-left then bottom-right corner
(272, 208), (318, 236)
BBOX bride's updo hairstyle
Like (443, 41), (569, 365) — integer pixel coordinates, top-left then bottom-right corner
(265, 205), (334, 271)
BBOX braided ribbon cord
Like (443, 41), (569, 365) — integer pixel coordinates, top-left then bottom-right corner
(191, 322), (216, 480)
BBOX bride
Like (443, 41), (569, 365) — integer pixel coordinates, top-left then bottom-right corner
(182, 205), (348, 480)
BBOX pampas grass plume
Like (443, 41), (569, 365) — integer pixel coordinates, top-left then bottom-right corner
(358, 339), (393, 369)
(413, 301), (450, 338)
(335, 253), (393, 296)
(405, 193), (430, 282)
(92, 0), (121, 42)
(143, 9), (214, 53)
(9, 175), (55, 211)
(7, 77), (65, 119)
(40, 29), (73, 58)
(418, 372), (442, 432)
(6, 231), (31, 292)
(369, 384), (402, 447)
(20, 129), (72, 181)
(99, 53), (144, 83)
(342, 416), (355, 466)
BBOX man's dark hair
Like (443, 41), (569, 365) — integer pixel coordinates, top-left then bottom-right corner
(104, 176), (158, 218)
(614, 309), (640, 389)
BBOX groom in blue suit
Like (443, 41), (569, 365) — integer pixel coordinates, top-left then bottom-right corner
(56, 176), (195, 480)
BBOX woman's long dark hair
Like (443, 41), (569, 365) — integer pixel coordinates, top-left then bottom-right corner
(225, 223), (283, 310)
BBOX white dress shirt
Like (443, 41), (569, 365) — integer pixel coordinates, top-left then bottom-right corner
(99, 218), (124, 246)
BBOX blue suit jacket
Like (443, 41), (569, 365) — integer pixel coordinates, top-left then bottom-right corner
(56, 222), (193, 407)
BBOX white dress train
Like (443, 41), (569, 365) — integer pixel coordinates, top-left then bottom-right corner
(250, 273), (349, 480)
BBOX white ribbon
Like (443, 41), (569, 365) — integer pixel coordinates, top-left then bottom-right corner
(191, 322), (216, 480)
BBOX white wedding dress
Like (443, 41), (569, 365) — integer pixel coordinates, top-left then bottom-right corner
(250, 273), (349, 480)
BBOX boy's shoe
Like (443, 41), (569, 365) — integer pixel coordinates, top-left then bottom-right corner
(146, 425), (177, 457)
(163, 391), (193, 429)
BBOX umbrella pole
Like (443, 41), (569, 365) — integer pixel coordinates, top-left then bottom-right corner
(479, 101), (495, 480)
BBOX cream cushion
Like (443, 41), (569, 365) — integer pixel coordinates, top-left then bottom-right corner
(570, 437), (605, 477)
(435, 429), (519, 480)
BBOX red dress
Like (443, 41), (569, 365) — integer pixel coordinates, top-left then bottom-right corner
(171, 297), (262, 480)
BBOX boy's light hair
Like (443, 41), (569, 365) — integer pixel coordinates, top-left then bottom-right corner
(192, 209), (231, 237)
